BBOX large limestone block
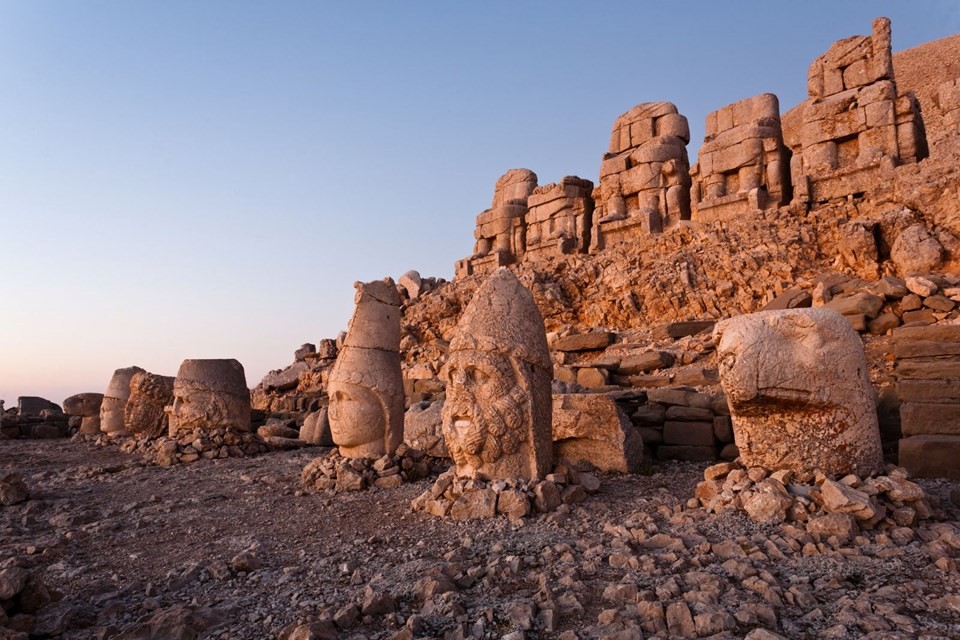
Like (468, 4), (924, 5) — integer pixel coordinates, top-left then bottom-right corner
(165, 360), (251, 435)
(62, 393), (103, 417)
(100, 366), (145, 435)
(125, 371), (175, 437)
(328, 279), (404, 459)
(899, 435), (960, 480)
(713, 308), (883, 476)
(552, 394), (642, 473)
(441, 268), (552, 481)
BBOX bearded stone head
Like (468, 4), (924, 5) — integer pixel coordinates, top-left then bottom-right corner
(165, 359), (251, 435)
(441, 268), (553, 481)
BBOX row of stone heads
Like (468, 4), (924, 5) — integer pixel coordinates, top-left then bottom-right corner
(329, 268), (886, 484)
(58, 359), (252, 439)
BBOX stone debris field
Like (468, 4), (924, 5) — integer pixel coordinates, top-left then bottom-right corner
(4, 16), (960, 640)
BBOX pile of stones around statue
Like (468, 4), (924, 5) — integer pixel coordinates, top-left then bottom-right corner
(2, 440), (960, 640)
(301, 444), (442, 493)
(691, 461), (942, 533)
(411, 464), (603, 521)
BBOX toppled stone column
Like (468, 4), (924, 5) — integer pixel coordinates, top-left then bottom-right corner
(165, 360), (251, 435)
(713, 308), (883, 476)
(454, 169), (537, 278)
(125, 371), (175, 438)
(523, 176), (595, 260)
(441, 268), (552, 480)
(691, 93), (790, 221)
(100, 366), (146, 436)
(63, 393), (104, 434)
(790, 17), (926, 205)
(592, 102), (691, 250)
(327, 279), (404, 459)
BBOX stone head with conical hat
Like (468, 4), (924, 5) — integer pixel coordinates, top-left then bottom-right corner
(441, 267), (553, 480)
(165, 359), (251, 435)
(328, 278), (404, 459)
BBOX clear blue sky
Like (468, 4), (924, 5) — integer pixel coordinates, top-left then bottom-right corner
(1, 1), (957, 404)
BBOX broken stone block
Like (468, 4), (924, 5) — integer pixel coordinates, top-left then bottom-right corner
(552, 394), (643, 473)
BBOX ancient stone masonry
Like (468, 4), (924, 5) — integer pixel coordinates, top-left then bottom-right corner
(713, 308), (884, 477)
(100, 366), (145, 436)
(790, 17), (926, 205)
(936, 78), (960, 149)
(440, 268), (552, 481)
(165, 359), (251, 435)
(592, 102), (691, 249)
(895, 324), (960, 480)
(327, 278), (404, 459)
(523, 176), (595, 260)
(691, 93), (790, 221)
(454, 169), (537, 278)
(124, 371), (175, 438)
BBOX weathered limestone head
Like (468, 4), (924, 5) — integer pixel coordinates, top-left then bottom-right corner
(165, 359), (251, 435)
(328, 278), (404, 459)
(713, 308), (883, 476)
(491, 168), (538, 208)
(125, 371), (175, 437)
(100, 366), (146, 435)
(441, 268), (553, 480)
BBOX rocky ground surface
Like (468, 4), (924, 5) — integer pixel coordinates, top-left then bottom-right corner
(2, 441), (960, 640)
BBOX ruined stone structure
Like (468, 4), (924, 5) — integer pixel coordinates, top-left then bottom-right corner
(441, 268), (552, 480)
(691, 93), (790, 221)
(327, 279), (404, 459)
(165, 360), (251, 435)
(100, 366), (145, 436)
(124, 372), (175, 438)
(592, 102), (691, 248)
(523, 177), (595, 260)
(713, 308), (884, 477)
(454, 169), (537, 278)
(789, 17), (925, 205)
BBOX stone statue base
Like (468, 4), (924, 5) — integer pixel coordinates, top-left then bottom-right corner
(301, 445), (441, 493)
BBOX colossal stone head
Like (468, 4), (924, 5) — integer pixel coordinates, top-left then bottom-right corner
(328, 279), (404, 459)
(165, 359), (251, 435)
(125, 371), (175, 437)
(713, 308), (883, 476)
(441, 268), (552, 480)
(100, 366), (146, 435)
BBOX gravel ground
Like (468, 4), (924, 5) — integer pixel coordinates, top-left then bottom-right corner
(2, 439), (960, 639)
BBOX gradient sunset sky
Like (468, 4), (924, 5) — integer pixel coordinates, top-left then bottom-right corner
(1, 1), (957, 404)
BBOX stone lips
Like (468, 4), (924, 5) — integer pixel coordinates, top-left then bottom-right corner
(442, 268), (553, 481)
(713, 308), (883, 477)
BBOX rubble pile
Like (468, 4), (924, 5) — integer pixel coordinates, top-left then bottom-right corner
(301, 444), (439, 493)
(412, 464), (602, 520)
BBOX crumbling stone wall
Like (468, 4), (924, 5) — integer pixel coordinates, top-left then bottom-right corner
(790, 17), (926, 205)
(523, 176), (594, 260)
(592, 102), (691, 249)
(692, 93), (790, 221)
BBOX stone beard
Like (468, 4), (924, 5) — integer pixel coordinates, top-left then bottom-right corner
(441, 350), (549, 480)
(167, 383), (248, 434)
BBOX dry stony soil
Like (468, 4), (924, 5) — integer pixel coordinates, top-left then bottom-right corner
(3, 440), (960, 640)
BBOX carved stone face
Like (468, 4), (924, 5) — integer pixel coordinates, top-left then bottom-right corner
(441, 350), (528, 479)
(164, 359), (251, 435)
(327, 379), (386, 457)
